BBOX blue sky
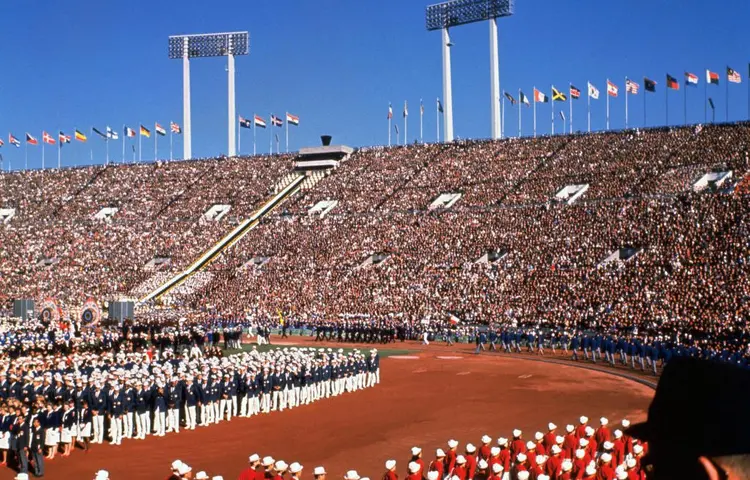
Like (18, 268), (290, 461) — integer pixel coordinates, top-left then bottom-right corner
(1, 0), (748, 169)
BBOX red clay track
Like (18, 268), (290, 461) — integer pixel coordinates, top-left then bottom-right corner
(3, 341), (652, 480)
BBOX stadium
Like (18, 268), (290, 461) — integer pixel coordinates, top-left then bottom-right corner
(1, 0), (750, 479)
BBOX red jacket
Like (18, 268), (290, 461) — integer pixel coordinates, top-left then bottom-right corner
(466, 455), (477, 480)
(575, 425), (588, 439)
(530, 463), (544, 478)
(498, 449), (511, 473)
(572, 459), (586, 480)
(478, 446), (491, 461)
(612, 439), (625, 466)
(597, 464), (615, 480)
(429, 460), (444, 479)
(453, 465), (467, 480)
(545, 456), (562, 478)
(239, 468), (257, 480)
(535, 442), (547, 457)
(511, 440), (526, 459)
(594, 427), (611, 447)
(445, 451), (457, 474)
(414, 458), (425, 479)
(563, 435), (578, 459)
(406, 473), (421, 480)
(383, 471), (398, 480)
(543, 433), (557, 451)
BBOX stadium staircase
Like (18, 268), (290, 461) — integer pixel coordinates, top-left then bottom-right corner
(139, 173), (306, 303)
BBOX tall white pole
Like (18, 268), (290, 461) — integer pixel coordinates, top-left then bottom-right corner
(227, 49), (236, 157)
(606, 79), (610, 131)
(501, 95), (505, 138)
(533, 87), (537, 138)
(569, 88), (573, 134)
(625, 79), (629, 129)
(388, 114), (391, 147)
(182, 38), (192, 160)
(420, 100), (423, 143)
(269, 114), (273, 154)
(42, 141), (45, 170)
(489, 18), (501, 140)
(121, 125), (125, 163)
(253, 119), (256, 156)
(139, 127), (142, 163)
(518, 89), (522, 137)
(106, 137), (109, 164)
(436, 99), (440, 142)
(238, 117), (241, 155)
(285, 114), (289, 153)
(58, 141), (61, 169)
(442, 27), (454, 142)
(404, 103), (408, 146)
(170, 127), (173, 161)
(551, 87), (555, 135)
(587, 82), (591, 133)
(154, 127), (157, 161)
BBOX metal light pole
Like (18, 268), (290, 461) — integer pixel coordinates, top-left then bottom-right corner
(168, 31), (249, 160)
(426, 0), (514, 142)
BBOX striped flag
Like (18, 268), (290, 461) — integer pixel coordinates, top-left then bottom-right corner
(254, 115), (267, 128)
(607, 80), (618, 97)
(75, 129), (87, 142)
(570, 85), (581, 99)
(437, 98), (444, 113)
(26, 133), (38, 145)
(519, 91), (531, 106)
(666, 74), (680, 90)
(533, 88), (548, 103)
(626, 79), (639, 94)
(727, 66), (742, 83)
(9, 134), (20, 147)
(59, 132), (71, 144)
(140, 125), (151, 137)
(106, 127), (119, 140)
(403, 101), (408, 118)
(388, 103), (393, 119)
(155, 123), (167, 136)
(170, 122), (182, 134)
(92, 127), (107, 139)
(286, 113), (300, 126)
(706, 70), (720, 85)
(125, 127), (136, 138)
(271, 115), (283, 127)
(685, 72), (699, 86)
(0, 139), (4, 147)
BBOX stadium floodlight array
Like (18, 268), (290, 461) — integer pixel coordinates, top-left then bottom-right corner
(425, 0), (514, 142)
(168, 32), (250, 159)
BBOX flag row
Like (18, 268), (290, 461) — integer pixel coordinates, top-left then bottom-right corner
(238, 113), (300, 129)
(1, 122), (184, 148)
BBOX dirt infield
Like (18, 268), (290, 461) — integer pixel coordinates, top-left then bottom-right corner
(3, 342), (653, 480)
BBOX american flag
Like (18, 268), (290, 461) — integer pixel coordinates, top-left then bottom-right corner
(727, 67), (742, 84)
(626, 79), (639, 94)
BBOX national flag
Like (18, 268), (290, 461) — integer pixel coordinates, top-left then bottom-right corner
(75, 129), (87, 142)
(254, 115), (267, 128)
(706, 70), (720, 85)
(587, 82), (600, 100)
(519, 91), (530, 106)
(403, 101), (408, 118)
(125, 127), (136, 138)
(685, 72), (699, 86)
(58, 132), (71, 144)
(286, 113), (300, 126)
(552, 86), (567, 102)
(559, 111), (566, 121)
(666, 74), (680, 90)
(388, 103), (393, 119)
(106, 127), (119, 140)
(239, 117), (252, 129)
(0, 139), (4, 147)
(570, 85), (581, 99)
(394, 124), (399, 135)
(42, 131), (55, 145)
(140, 125), (151, 137)
(607, 80), (618, 97)
(92, 127), (107, 139)
(26, 133), (38, 145)
(626, 79), (639, 94)
(727, 66), (741, 83)
(533, 88), (548, 103)
(437, 98), (444, 113)
(271, 115), (283, 127)
(155, 123), (166, 136)
(170, 121), (182, 134)
(9, 134), (20, 147)
(644, 78), (657, 92)
(504, 91), (517, 105)
(708, 97), (715, 110)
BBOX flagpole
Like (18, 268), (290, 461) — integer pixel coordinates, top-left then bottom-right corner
(501, 95), (505, 138)
(388, 107), (392, 147)
(518, 89), (521, 138)
(139, 126), (142, 163)
(270, 114), (273, 154)
(42, 139), (45, 170)
(106, 135), (110, 165)
(436, 99), (440, 143)
(644, 85), (647, 127)
(404, 102), (408, 146)
(25, 142), (27, 170)
(726, 71), (729, 122)
(587, 82), (591, 133)
(253, 118), (257, 156)
(154, 126), (158, 161)
(684, 76), (688, 125)
(285, 113), (289, 153)
(569, 86), (573, 134)
(551, 86), (555, 135)
(625, 78), (629, 129)
(704, 76), (707, 123)
(122, 125), (126, 163)
(666, 81), (669, 126)
(606, 79), (610, 131)
(533, 86), (537, 138)
(58, 138), (61, 169)
(420, 100), (424, 143)
(170, 125), (174, 161)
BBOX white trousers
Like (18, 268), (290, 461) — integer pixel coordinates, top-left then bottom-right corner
(167, 408), (180, 432)
(186, 405), (197, 429)
(93, 415), (105, 444)
(153, 410), (166, 436)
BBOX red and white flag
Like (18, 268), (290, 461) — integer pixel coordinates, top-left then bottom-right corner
(607, 80), (618, 97)
(42, 131), (56, 145)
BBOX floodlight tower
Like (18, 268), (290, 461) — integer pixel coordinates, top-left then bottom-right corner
(169, 31), (249, 159)
(426, 0), (514, 141)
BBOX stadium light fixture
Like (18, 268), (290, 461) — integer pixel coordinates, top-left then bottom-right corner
(426, 0), (514, 141)
(168, 31), (250, 159)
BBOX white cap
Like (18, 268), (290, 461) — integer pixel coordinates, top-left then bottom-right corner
(600, 417), (609, 425)
(622, 419), (631, 428)
(555, 435), (564, 444)
(492, 464), (503, 474)
(517, 472), (530, 480)
(466, 443), (476, 453)
(626, 458), (637, 469)
(477, 460), (488, 470)
(579, 438), (589, 447)
(551, 445), (561, 455)
(526, 441), (536, 450)
(565, 425), (574, 433)
(603, 441), (614, 451)
(386, 460), (397, 470)
(448, 439), (459, 449)
(490, 447), (501, 456)
(290, 463), (304, 474)
(538, 476), (550, 480)
(562, 460), (573, 472)
(263, 456), (276, 467)
(585, 465), (597, 476)
(412, 447), (422, 456)
(456, 455), (466, 465)
(579, 416), (588, 424)
(249, 454), (261, 463)
(94, 471), (110, 480)
(616, 467), (628, 480)
(172, 460), (184, 471)
(427, 472), (440, 480)
(575, 449), (586, 459)
(275, 461), (289, 472)
(178, 464), (192, 475)
(344, 470), (361, 480)
(195, 473), (209, 480)
(584, 426), (595, 436)
(314, 466), (327, 476)
(633, 445), (644, 455)
(600, 453), (612, 463)
(15, 474), (30, 480)
(436, 449), (446, 457)
(213, 477), (225, 480)
(548, 423), (557, 431)
(516, 453), (527, 463)
(534, 432), (543, 441)
(408, 462), (421, 474)
(535, 455), (546, 465)
(481, 435), (492, 444)
(512, 429), (522, 438)
(497, 437), (508, 447)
